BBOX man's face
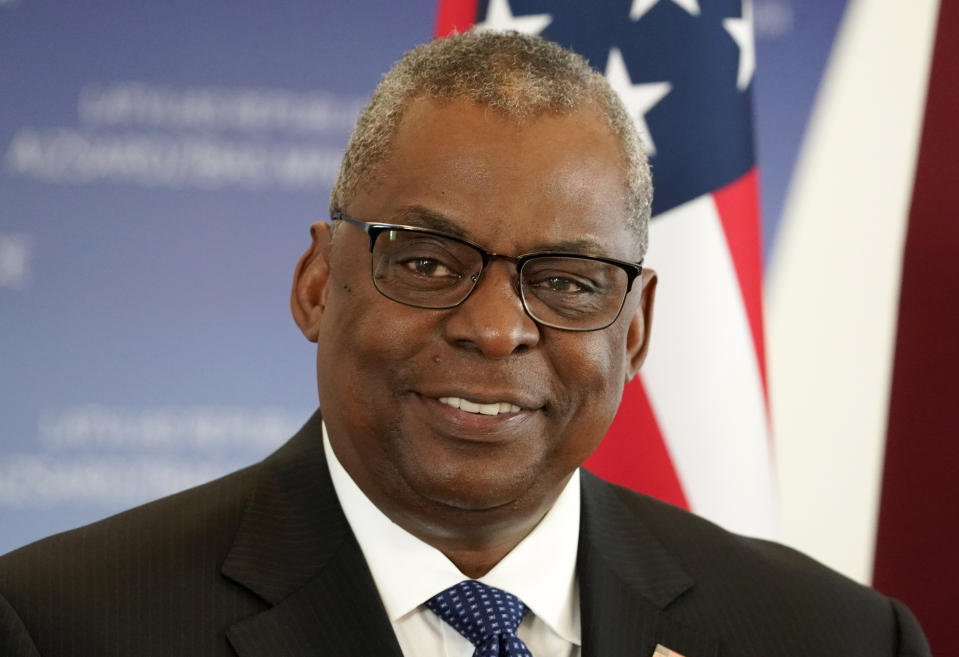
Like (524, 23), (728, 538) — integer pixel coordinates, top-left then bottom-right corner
(296, 96), (655, 538)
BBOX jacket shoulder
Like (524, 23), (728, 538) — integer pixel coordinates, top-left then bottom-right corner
(0, 413), (331, 655)
(582, 472), (930, 655)
(1, 461), (259, 575)
(588, 472), (869, 592)
(0, 461), (264, 651)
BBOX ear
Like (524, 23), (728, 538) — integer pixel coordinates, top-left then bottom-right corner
(624, 268), (657, 382)
(291, 221), (333, 343)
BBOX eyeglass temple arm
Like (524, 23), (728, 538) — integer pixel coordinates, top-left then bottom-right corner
(331, 211), (383, 251)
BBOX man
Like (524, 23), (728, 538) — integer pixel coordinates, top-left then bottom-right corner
(0, 31), (929, 657)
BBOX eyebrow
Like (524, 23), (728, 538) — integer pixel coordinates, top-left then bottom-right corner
(526, 238), (610, 256)
(392, 206), (470, 239)
(390, 205), (624, 259)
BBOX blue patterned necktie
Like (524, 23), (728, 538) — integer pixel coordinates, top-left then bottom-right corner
(426, 579), (534, 657)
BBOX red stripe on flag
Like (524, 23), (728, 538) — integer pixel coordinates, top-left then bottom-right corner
(434, 0), (479, 37)
(711, 168), (768, 399)
(584, 378), (689, 509)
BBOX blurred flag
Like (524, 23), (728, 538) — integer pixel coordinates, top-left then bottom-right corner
(436, 0), (775, 538)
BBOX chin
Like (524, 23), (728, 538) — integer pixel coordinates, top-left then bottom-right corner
(408, 466), (541, 514)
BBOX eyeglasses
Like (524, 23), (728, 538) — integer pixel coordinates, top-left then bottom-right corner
(332, 211), (643, 332)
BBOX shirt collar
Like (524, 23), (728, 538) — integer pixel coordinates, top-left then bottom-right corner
(322, 422), (581, 645)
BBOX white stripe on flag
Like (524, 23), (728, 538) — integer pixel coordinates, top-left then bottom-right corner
(643, 193), (776, 539)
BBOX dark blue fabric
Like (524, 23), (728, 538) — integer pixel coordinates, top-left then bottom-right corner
(427, 580), (533, 657)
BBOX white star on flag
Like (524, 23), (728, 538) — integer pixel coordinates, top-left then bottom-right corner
(723, 0), (756, 90)
(473, 0), (552, 35)
(604, 47), (671, 155)
(630, 0), (701, 21)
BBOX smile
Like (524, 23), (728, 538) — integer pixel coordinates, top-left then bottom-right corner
(438, 397), (522, 416)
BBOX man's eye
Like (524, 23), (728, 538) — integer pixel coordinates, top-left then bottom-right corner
(402, 257), (456, 278)
(545, 276), (584, 293)
(532, 275), (595, 295)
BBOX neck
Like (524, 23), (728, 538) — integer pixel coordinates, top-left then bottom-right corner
(323, 421), (573, 578)
(392, 502), (552, 578)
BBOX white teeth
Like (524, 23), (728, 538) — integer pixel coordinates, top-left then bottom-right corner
(438, 397), (521, 416)
(461, 399), (485, 414)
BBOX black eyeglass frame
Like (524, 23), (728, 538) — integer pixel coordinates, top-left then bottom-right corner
(331, 210), (644, 332)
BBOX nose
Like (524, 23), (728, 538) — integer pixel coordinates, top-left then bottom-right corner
(442, 260), (541, 358)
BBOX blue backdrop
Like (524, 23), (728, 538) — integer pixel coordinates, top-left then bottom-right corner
(0, 0), (845, 554)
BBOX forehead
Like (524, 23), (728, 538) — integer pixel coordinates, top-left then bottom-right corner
(348, 97), (638, 259)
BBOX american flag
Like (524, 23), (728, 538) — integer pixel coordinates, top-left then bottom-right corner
(436, 0), (775, 538)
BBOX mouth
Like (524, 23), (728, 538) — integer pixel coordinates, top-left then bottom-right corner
(438, 396), (522, 416)
(412, 391), (544, 442)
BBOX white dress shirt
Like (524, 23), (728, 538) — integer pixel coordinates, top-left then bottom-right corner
(323, 423), (582, 657)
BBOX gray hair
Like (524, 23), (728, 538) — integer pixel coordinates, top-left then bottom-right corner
(330, 31), (652, 257)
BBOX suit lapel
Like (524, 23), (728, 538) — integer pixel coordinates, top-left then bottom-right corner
(578, 470), (718, 657)
(226, 540), (402, 657)
(218, 412), (718, 657)
(221, 410), (403, 657)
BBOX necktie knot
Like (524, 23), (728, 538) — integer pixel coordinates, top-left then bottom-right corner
(426, 580), (533, 656)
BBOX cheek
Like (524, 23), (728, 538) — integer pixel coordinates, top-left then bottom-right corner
(564, 330), (628, 394)
(549, 331), (629, 451)
(318, 286), (438, 396)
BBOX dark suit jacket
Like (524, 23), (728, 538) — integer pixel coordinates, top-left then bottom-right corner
(0, 410), (930, 656)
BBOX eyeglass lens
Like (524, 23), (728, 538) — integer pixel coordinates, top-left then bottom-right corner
(370, 229), (629, 330)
